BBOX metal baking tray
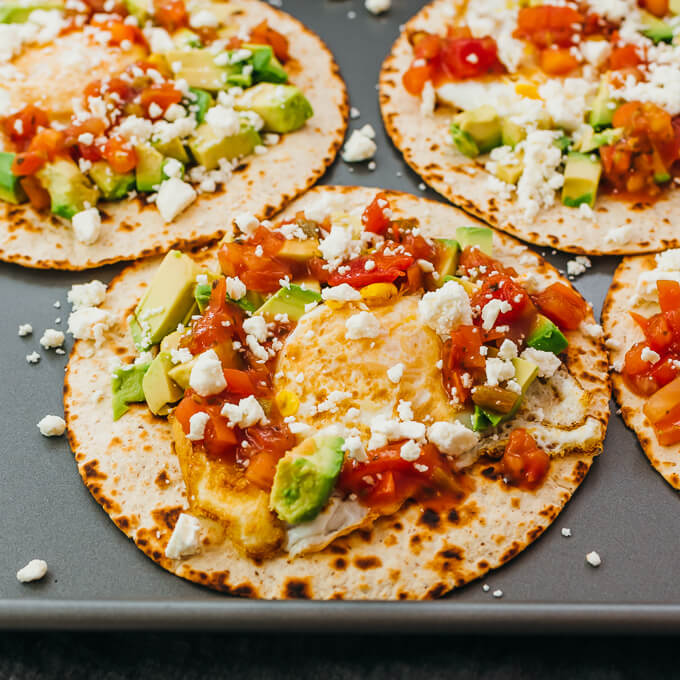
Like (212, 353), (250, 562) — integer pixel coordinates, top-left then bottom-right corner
(3, 0), (680, 632)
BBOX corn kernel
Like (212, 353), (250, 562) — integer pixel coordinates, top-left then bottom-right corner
(325, 300), (344, 310)
(514, 82), (541, 100)
(275, 390), (299, 416)
(360, 283), (398, 304)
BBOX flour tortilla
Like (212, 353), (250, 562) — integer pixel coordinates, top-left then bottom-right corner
(64, 186), (610, 600)
(0, 0), (348, 270)
(379, 0), (678, 256)
(603, 256), (680, 489)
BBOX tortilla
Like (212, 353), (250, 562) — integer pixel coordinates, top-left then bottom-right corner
(379, 0), (679, 256)
(0, 0), (348, 270)
(602, 254), (680, 489)
(64, 186), (610, 600)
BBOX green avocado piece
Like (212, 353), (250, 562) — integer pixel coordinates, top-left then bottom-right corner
(277, 238), (320, 262)
(435, 238), (460, 279)
(450, 124), (479, 158)
(639, 10), (674, 43)
(588, 81), (618, 130)
(501, 118), (525, 148)
(36, 158), (100, 219)
(173, 27), (202, 49)
(188, 120), (261, 170)
(0, 152), (26, 204)
(152, 137), (190, 163)
(167, 357), (195, 390)
(112, 361), (151, 421)
(88, 161), (134, 201)
(123, 0), (148, 23)
(135, 143), (165, 193)
(0, 0), (63, 23)
(188, 87), (213, 124)
(494, 153), (524, 185)
(256, 284), (321, 321)
(240, 43), (288, 83)
(526, 313), (568, 354)
(561, 152), (601, 208)
(130, 250), (199, 351)
(455, 226), (493, 256)
(452, 105), (502, 154)
(554, 135), (572, 154)
(578, 126), (623, 153)
(163, 49), (240, 90)
(235, 83), (313, 134)
(270, 433), (345, 524)
(142, 351), (184, 415)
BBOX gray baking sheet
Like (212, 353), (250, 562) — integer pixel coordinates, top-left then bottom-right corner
(2, 0), (679, 632)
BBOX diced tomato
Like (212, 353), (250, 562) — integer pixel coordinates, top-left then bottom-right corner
(645, 313), (673, 352)
(19, 176), (50, 212)
(402, 62), (434, 95)
(361, 192), (392, 235)
(439, 36), (504, 80)
(403, 263), (423, 293)
(222, 369), (256, 397)
(514, 5), (584, 48)
(153, 0), (188, 32)
(442, 324), (485, 403)
(27, 129), (66, 162)
(638, 0), (669, 18)
(140, 83), (183, 118)
(101, 137), (137, 173)
(624, 341), (656, 376)
(327, 251), (414, 288)
(501, 428), (550, 489)
(3, 105), (49, 145)
(90, 17), (146, 46)
(657, 280), (680, 316)
(245, 449), (282, 491)
(64, 117), (107, 147)
(242, 424), (297, 489)
(249, 20), (290, 63)
(539, 47), (579, 75)
(11, 152), (45, 177)
(609, 44), (643, 70)
(189, 279), (241, 355)
(650, 355), (680, 388)
(458, 246), (514, 278)
(413, 32), (443, 59)
(471, 273), (531, 327)
(397, 230), (438, 261)
(533, 282), (587, 331)
(173, 394), (206, 434)
(203, 404), (238, 458)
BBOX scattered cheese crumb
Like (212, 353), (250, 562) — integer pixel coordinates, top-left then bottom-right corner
(342, 128), (377, 162)
(586, 551), (601, 567)
(26, 352), (40, 364)
(187, 411), (209, 441)
(39, 329), (65, 349)
(189, 349), (227, 396)
(365, 0), (391, 13)
(72, 208), (101, 245)
(18, 324), (33, 337)
(165, 513), (202, 560)
(387, 362), (405, 384)
(37, 415), (66, 437)
(345, 311), (381, 340)
(16, 559), (48, 583)
(561, 527), (572, 537)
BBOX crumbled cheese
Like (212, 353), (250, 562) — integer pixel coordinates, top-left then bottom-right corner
(612, 62), (680, 117)
(397, 400), (414, 421)
(18, 324), (32, 337)
(520, 347), (561, 378)
(67, 280), (106, 310)
(481, 299), (512, 331)
(580, 39), (612, 67)
(37, 415), (66, 437)
(345, 311), (381, 340)
(189, 349), (227, 396)
(635, 248), (680, 301)
(187, 411), (210, 441)
(368, 416), (426, 451)
(170, 347), (192, 364)
(387, 362), (405, 384)
(341, 128), (377, 162)
(365, 0), (390, 13)
(246, 334), (269, 362)
(115, 115), (153, 144)
(67, 307), (112, 345)
(580, 322), (603, 339)
(641, 346), (661, 364)
(343, 435), (367, 462)
(156, 178), (196, 222)
(190, 8), (218, 28)
(561, 527), (572, 537)
(485, 357), (516, 386)
(319, 226), (361, 269)
(243, 316), (267, 342)
(427, 421), (479, 458)
(205, 105), (241, 136)
(400, 439), (422, 462)
(586, 550), (602, 567)
(465, 0), (525, 71)
(497, 339), (518, 361)
(350, 106), (360, 119)
(605, 224), (633, 247)
(221, 395), (268, 428)
(26, 352), (40, 364)
(322, 284), (361, 303)
(418, 280), (472, 339)
(225, 276), (247, 300)
(420, 80), (435, 115)
(567, 255), (592, 277)
(16, 559), (48, 583)
(165, 513), (202, 560)
(39, 329), (65, 349)
(72, 208), (101, 245)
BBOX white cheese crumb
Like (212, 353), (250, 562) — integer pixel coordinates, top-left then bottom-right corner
(580, 322), (603, 339)
(561, 527), (572, 537)
(427, 421), (479, 459)
(641, 347), (661, 364)
(387, 362), (405, 384)
(67, 280), (107, 310)
(16, 559), (48, 583)
(586, 551), (601, 567)
(481, 299), (511, 331)
(18, 324), (33, 336)
(39, 329), (65, 349)
(170, 347), (192, 364)
(189, 349), (227, 396)
(567, 255), (592, 278)
(345, 311), (381, 340)
(497, 339), (518, 361)
(165, 513), (202, 560)
(225, 276), (247, 300)
(26, 352), (40, 364)
(221, 395), (268, 428)
(343, 435), (367, 462)
(365, 0), (390, 13)
(492, 589), (504, 598)
(400, 439), (422, 462)
(72, 208), (101, 245)
(520, 347), (561, 379)
(243, 316), (267, 342)
(485, 357), (516, 386)
(37, 415), (66, 437)
(350, 106), (360, 119)
(342, 128), (377, 162)
(418, 280), (472, 339)
(187, 411), (210, 441)
(234, 212), (260, 237)
(156, 178), (197, 222)
(322, 283), (361, 303)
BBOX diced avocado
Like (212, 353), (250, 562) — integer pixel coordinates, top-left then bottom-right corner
(588, 81), (618, 130)
(450, 124), (479, 158)
(452, 106), (502, 154)
(526, 313), (568, 354)
(270, 433), (345, 524)
(160, 330), (184, 352)
(142, 352), (184, 415)
(0, 0), (63, 23)
(495, 155), (523, 185)
(241, 43), (288, 83)
(672, 0), (680, 14)
(235, 83), (313, 134)
(277, 238), (320, 262)
(112, 361), (151, 421)
(188, 120), (261, 170)
(36, 158), (100, 219)
(435, 238), (460, 279)
(0, 152), (26, 204)
(561, 152), (601, 208)
(230, 290), (265, 314)
(639, 10), (674, 43)
(173, 27), (202, 49)
(455, 226), (493, 256)
(188, 87), (213, 124)
(294, 277), (322, 294)
(135, 144), (165, 193)
(123, 0), (149, 23)
(652, 148), (671, 184)
(152, 137), (190, 163)
(167, 357), (194, 390)
(163, 49), (240, 90)
(256, 284), (321, 321)
(131, 250), (199, 351)
(88, 161), (134, 201)
(578, 126), (623, 153)
(501, 118), (525, 148)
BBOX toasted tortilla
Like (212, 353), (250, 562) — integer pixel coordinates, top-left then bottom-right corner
(379, 0), (678, 256)
(0, 0), (347, 270)
(602, 255), (680, 489)
(64, 186), (610, 599)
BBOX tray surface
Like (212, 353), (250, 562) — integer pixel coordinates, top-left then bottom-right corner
(1, 0), (679, 632)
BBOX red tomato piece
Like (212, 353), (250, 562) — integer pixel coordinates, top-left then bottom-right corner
(402, 62), (434, 95)
(501, 428), (550, 489)
(11, 152), (45, 176)
(609, 44), (643, 70)
(533, 282), (587, 331)
(440, 36), (504, 80)
(326, 252), (415, 288)
(203, 404), (238, 458)
(19, 176), (51, 211)
(189, 278), (241, 355)
(471, 273), (530, 327)
(514, 5), (584, 48)
(153, 0), (188, 32)
(249, 20), (290, 62)
(222, 369), (256, 397)
(102, 137), (137, 173)
(140, 84), (183, 118)
(639, 0), (669, 17)
(173, 394), (206, 434)
(361, 192), (392, 235)
(3, 105), (49, 145)
(27, 128), (66, 161)
(539, 47), (579, 75)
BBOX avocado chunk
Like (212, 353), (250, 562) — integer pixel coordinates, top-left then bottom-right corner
(588, 81), (618, 130)
(270, 433), (345, 524)
(450, 124), (479, 158)
(163, 49), (240, 90)
(241, 43), (288, 83)
(0, 152), (26, 204)
(639, 10), (674, 43)
(452, 106), (502, 154)
(167, 357), (195, 390)
(188, 87), (213, 124)
(526, 313), (568, 354)
(88, 161), (134, 201)
(235, 83), (313, 134)
(652, 148), (671, 184)
(293, 276), (322, 294)
(123, 0), (149, 23)
(435, 238), (460, 279)
(36, 158), (100, 219)
(152, 137), (190, 163)
(0, 0), (63, 23)
(135, 143), (165, 192)
(501, 118), (525, 148)
(578, 126), (623, 153)
(561, 152), (601, 208)
(112, 361), (151, 421)
(277, 238), (320, 262)
(130, 250), (199, 351)
(256, 284), (321, 321)
(188, 120), (261, 170)
(493, 152), (524, 185)
(173, 27), (202, 49)
(142, 351), (184, 415)
(455, 226), (493, 256)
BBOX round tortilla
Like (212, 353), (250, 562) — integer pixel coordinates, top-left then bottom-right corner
(64, 185), (610, 600)
(0, 0), (348, 270)
(602, 255), (680, 489)
(379, 0), (678, 256)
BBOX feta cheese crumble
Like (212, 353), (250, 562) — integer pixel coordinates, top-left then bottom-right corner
(225, 276), (247, 300)
(481, 299), (511, 331)
(365, 0), (391, 14)
(321, 283), (361, 303)
(586, 550), (602, 567)
(345, 311), (381, 340)
(72, 208), (101, 245)
(400, 439), (422, 461)
(187, 411), (209, 441)
(641, 347), (661, 364)
(427, 421), (479, 458)
(18, 324), (33, 337)
(156, 178), (197, 222)
(39, 329), (65, 349)
(67, 280), (107, 310)
(387, 362), (405, 384)
(221, 395), (268, 428)
(16, 559), (48, 583)
(418, 280), (472, 338)
(165, 513), (202, 560)
(520, 347), (561, 378)
(341, 127), (377, 162)
(189, 349), (227, 396)
(37, 415), (66, 437)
